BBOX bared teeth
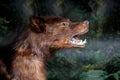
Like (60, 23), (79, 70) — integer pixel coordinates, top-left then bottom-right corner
(69, 38), (87, 46)
(83, 39), (86, 43)
(69, 34), (87, 46)
(72, 40), (75, 44)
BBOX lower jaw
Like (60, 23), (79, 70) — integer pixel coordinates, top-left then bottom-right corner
(68, 40), (86, 47)
(68, 43), (86, 48)
(73, 45), (85, 48)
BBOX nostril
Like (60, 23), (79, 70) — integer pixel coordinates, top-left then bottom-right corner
(84, 20), (89, 25)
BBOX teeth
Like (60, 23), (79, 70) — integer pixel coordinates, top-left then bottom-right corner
(83, 39), (86, 43)
(69, 39), (87, 46)
(72, 40), (75, 44)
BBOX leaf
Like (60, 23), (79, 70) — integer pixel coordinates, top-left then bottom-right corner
(79, 70), (107, 80)
(114, 74), (119, 80)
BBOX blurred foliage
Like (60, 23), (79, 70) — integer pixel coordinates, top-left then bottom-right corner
(79, 70), (107, 80)
(46, 37), (120, 80)
(0, 17), (9, 36)
(0, 17), (9, 44)
(89, 0), (105, 37)
(0, 0), (120, 80)
(46, 52), (120, 80)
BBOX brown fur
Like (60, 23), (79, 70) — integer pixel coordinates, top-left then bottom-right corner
(0, 16), (89, 80)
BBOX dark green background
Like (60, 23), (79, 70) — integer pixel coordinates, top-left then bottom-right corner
(0, 0), (120, 80)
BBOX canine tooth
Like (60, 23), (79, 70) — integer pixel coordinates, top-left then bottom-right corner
(82, 40), (84, 44)
(81, 40), (83, 42)
(83, 39), (87, 43)
(72, 40), (75, 44)
(79, 41), (82, 44)
(80, 40), (82, 43)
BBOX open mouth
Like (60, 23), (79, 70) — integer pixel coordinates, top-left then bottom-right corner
(68, 33), (87, 46)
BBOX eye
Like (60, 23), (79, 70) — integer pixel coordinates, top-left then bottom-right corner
(60, 22), (69, 27)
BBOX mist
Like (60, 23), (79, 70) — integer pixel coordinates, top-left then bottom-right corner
(0, 0), (120, 62)
(58, 36), (120, 63)
(0, 0), (120, 79)
(0, 0), (120, 64)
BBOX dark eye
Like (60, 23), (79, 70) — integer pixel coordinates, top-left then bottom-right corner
(60, 22), (69, 27)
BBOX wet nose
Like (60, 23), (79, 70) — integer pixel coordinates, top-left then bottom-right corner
(84, 20), (89, 25)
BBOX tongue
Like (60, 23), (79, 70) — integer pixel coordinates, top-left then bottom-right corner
(73, 35), (79, 40)
(72, 37), (81, 42)
(73, 35), (78, 38)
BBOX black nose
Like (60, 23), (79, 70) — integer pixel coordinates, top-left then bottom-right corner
(84, 20), (89, 25)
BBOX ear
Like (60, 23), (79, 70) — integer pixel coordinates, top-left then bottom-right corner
(29, 16), (46, 33)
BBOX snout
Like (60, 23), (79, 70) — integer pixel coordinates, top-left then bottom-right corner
(82, 20), (89, 33)
(71, 20), (89, 34)
(81, 20), (89, 32)
(83, 20), (89, 26)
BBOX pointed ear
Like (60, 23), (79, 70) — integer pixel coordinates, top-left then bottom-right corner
(29, 16), (46, 33)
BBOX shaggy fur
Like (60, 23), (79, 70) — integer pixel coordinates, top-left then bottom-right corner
(0, 16), (89, 80)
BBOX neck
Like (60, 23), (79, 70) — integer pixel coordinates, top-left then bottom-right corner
(11, 48), (47, 80)
(11, 29), (57, 80)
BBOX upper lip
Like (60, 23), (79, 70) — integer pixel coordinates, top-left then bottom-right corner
(80, 28), (89, 35)
(73, 28), (89, 36)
